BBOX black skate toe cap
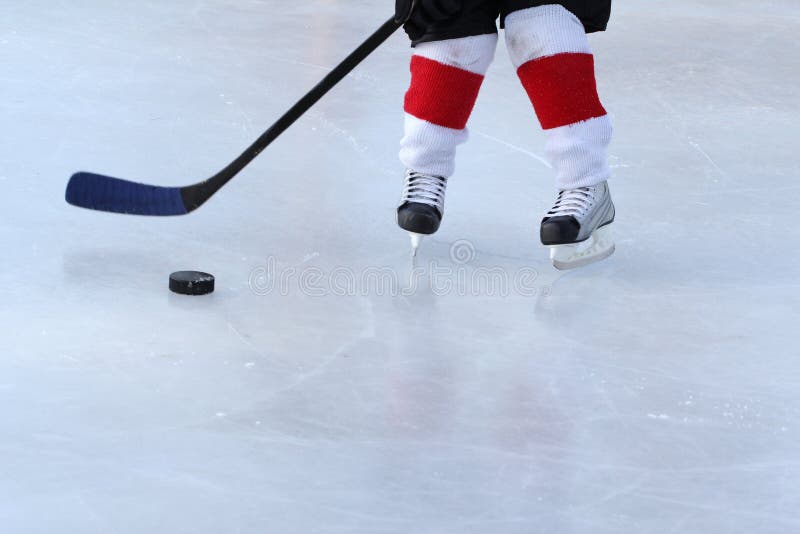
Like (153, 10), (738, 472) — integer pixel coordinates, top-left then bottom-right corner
(397, 203), (442, 235)
(540, 216), (580, 245)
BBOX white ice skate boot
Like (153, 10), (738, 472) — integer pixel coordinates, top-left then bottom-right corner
(541, 181), (616, 270)
(397, 170), (448, 256)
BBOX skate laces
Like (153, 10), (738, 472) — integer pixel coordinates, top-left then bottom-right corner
(546, 186), (597, 219)
(400, 171), (447, 212)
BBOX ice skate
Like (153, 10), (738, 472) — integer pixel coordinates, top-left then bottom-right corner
(397, 170), (447, 256)
(541, 181), (615, 270)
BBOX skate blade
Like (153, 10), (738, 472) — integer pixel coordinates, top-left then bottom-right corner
(549, 225), (615, 270)
(409, 233), (423, 257)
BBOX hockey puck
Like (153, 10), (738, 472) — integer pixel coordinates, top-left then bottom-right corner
(169, 271), (215, 295)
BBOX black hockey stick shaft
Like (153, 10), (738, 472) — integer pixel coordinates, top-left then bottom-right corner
(181, 16), (403, 210)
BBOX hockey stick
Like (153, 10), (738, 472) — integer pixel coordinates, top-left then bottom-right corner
(66, 15), (403, 216)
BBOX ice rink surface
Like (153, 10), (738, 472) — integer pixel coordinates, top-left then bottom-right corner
(1, 1), (799, 532)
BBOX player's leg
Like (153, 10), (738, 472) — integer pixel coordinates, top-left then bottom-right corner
(398, 2), (499, 252)
(503, 4), (615, 269)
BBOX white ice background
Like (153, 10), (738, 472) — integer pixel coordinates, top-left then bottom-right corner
(1, 1), (799, 532)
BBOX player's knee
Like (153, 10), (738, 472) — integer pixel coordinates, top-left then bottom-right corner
(504, 5), (589, 67)
(415, 33), (498, 74)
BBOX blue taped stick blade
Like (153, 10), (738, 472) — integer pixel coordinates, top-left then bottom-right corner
(66, 172), (188, 216)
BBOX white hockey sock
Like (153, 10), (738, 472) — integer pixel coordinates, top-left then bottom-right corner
(505, 5), (612, 190)
(399, 34), (498, 178)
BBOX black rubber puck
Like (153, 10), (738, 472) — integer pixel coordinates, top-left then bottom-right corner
(169, 271), (215, 295)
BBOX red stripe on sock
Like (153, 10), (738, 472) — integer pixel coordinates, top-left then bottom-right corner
(404, 55), (485, 130)
(517, 53), (607, 130)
